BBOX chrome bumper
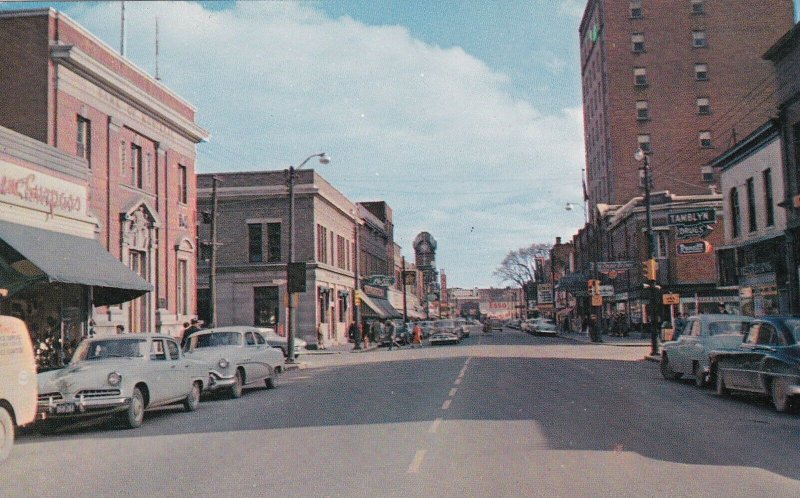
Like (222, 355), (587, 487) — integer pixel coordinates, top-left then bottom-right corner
(37, 395), (131, 419)
(205, 371), (237, 391)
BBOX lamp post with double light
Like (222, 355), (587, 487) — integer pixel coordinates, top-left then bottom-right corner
(285, 153), (330, 362)
(634, 147), (659, 356)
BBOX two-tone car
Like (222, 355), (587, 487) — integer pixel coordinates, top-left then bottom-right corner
(709, 316), (800, 413)
(37, 334), (207, 430)
(184, 327), (285, 398)
(255, 327), (308, 358)
(660, 314), (752, 387)
(429, 330), (460, 346)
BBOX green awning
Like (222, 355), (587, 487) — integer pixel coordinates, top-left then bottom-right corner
(0, 219), (152, 306)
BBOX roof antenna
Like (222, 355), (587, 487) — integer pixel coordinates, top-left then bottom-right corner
(155, 16), (160, 80)
(120, 1), (126, 56)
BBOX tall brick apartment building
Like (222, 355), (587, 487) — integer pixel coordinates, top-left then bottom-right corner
(579, 0), (793, 214)
(0, 9), (209, 335)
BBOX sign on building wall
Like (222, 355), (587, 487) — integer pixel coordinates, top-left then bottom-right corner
(668, 209), (716, 226)
(537, 284), (553, 304)
(677, 241), (712, 255)
(0, 160), (86, 218)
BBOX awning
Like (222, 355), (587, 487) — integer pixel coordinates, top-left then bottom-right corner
(359, 293), (402, 319)
(555, 272), (591, 292)
(406, 308), (425, 320)
(0, 219), (152, 306)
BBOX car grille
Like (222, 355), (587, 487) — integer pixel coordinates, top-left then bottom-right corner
(75, 389), (121, 398)
(38, 392), (64, 403)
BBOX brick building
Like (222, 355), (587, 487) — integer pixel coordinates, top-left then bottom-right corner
(0, 9), (208, 336)
(197, 170), (359, 347)
(579, 0), (793, 215)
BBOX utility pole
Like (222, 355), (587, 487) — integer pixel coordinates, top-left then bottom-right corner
(286, 166), (296, 361)
(353, 211), (362, 350)
(209, 176), (221, 328)
(636, 148), (659, 356)
(402, 256), (408, 324)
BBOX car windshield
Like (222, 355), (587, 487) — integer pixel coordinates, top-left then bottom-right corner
(781, 319), (800, 344)
(71, 339), (146, 362)
(192, 332), (243, 348)
(707, 321), (750, 336)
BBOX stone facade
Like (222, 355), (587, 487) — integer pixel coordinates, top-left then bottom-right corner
(0, 9), (208, 337)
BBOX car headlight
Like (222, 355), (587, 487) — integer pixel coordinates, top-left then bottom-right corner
(218, 358), (229, 369)
(107, 371), (121, 386)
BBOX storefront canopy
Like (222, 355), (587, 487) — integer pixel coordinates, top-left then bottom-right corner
(0, 220), (152, 306)
(360, 293), (402, 319)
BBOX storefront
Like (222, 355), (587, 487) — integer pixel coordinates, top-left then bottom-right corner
(0, 131), (152, 369)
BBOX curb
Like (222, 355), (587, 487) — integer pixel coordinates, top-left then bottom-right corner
(558, 334), (652, 348)
(644, 354), (660, 362)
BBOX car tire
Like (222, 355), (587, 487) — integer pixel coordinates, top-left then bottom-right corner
(229, 369), (243, 399)
(716, 368), (730, 397)
(183, 382), (201, 412)
(0, 406), (14, 462)
(660, 354), (682, 380)
(120, 387), (145, 429)
(265, 368), (277, 389)
(771, 377), (793, 413)
(693, 363), (707, 388)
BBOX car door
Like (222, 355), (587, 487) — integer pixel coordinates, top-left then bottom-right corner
(147, 338), (173, 404)
(750, 323), (786, 393)
(242, 331), (266, 382)
(166, 339), (191, 400)
(727, 324), (761, 390)
(674, 319), (699, 373)
(253, 332), (276, 377)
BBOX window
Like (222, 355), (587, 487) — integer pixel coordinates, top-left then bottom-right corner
(130, 144), (143, 188)
(330, 231), (335, 265)
(634, 67), (647, 86)
(694, 63), (708, 80)
(637, 134), (651, 153)
(166, 340), (180, 360)
(701, 165), (714, 183)
(336, 235), (346, 268)
(120, 140), (126, 174)
(692, 30), (707, 48)
(697, 97), (710, 115)
(699, 131), (712, 148)
(631, 33), (645, 53)
(338, 292), (348, 322)
(178, 165), (188, 204)
(76, 116), (91, 166)
(636, 100), (649, 120)
(245, 332), (256, 346)
(177, 259), (188, 315)
(691, 0), (705, 15)
(266, 223), (281, 262)
(763, 169), (775, 227)
(730, 187), (741, 238)
(253, 286), (279, 327)
(655, 231), (668, 259)
(317, 225), (328, 262)
(255, 333), (265, 345)
(248, 223), (263, 263)
(150, 340), (167, 361)
(630, 0), (642, 18)
(746, 177), (757, 232)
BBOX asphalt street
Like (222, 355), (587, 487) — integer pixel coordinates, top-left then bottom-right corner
(5, 328), (800, 497)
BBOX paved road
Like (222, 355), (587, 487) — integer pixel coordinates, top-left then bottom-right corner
(5, 328), (799, 497)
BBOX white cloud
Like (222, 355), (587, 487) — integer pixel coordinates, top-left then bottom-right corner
(69, 1), (586, 287)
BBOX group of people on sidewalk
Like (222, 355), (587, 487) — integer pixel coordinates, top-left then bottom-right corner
(343, 319), (423, 350)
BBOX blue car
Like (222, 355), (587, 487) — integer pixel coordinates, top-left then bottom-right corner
(709, 316), (800, 413)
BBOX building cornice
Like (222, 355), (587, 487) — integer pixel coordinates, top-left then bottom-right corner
(50, 43), (209, 144)
(0, 125), (89, 181)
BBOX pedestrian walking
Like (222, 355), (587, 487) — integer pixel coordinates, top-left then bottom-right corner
(348, 321), (359, 349)
(317, 322), (326, 350)
(116, 324), (125, 335)
(386, 319), (396, 350)
(412, 322), (422, 348)
(360, 322), (369, 348)
(180, 318), (202, 347)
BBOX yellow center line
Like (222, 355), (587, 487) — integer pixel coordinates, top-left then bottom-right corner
(449, 387), (458, 397)
(407, 449), (427, 474)
(428, 418), (442, 433)
(441, 399), (452, 410)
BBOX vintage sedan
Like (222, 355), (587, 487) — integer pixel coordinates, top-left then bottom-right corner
(660, 314), (752, 387)
(255, 327), (308, 358)
(37, 334), (207, 430)
(709, 317), (800, 413)
(429, 331), (460, 346)
(184, 327), (284, 398)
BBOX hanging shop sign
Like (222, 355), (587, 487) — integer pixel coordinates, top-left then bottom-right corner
(675, 224), (713, 240)
(677, 241), (712, 255)
(668, 209), (716, 227)
(599, 285), (614, 297)
(591, 261), (635, 272)
(662, 293), (680, 305)
(364, 275), (395, 287)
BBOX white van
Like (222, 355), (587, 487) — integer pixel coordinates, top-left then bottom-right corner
(0, 315), (37, 462)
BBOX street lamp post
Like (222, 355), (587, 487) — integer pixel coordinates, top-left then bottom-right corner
(286, 153), (330, 362)
(635, 147), (658, 356)
(352, 209), (362, 350)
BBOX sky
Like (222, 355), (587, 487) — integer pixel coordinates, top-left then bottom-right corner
(10, 0), (787, 289)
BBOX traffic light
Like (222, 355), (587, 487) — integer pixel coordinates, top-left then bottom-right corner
(587, 279), (601, 295)
(641, 258), (658, 281)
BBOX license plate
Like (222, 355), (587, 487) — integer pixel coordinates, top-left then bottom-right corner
(55, 403), (75, 414)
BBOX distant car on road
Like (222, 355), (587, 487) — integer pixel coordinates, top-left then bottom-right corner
(660, 314), (752, 387)
(0, 316), (37, 462)
(488, 319), (503, 331)
(185, 327), (284, 398)
(709, 317), (800, 413)
(429, 331), (460, 346)
(37, 334), (207, 431)
(254, 327), (307, 358)
(533, 319), (558, 337)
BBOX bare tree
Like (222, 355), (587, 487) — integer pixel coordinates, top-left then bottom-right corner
(494, 243), (552, 311)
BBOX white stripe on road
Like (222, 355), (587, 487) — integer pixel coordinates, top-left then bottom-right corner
(448, 388), (458, 397)
(428, 418), (442, 433)
(407, 449), (427, 474)
(441, 399), (452, 410)
(454, 378), (462, 385)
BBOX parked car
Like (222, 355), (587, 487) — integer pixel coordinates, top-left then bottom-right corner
(185, 327), (285, 398)
(488, 318), (503, 331)
(254, 327), (307, 358)
(0, 316), (37, 462)
(434, 319), (461, 340)
(37, 334), (207, 430)
(533, 320), (558, 337)
(660, 314), (753, 387)
(709, 317), (800, 413)
(429, 331), (460, 346)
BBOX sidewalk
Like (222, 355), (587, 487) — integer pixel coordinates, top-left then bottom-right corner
(559, 331), (660, 362)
